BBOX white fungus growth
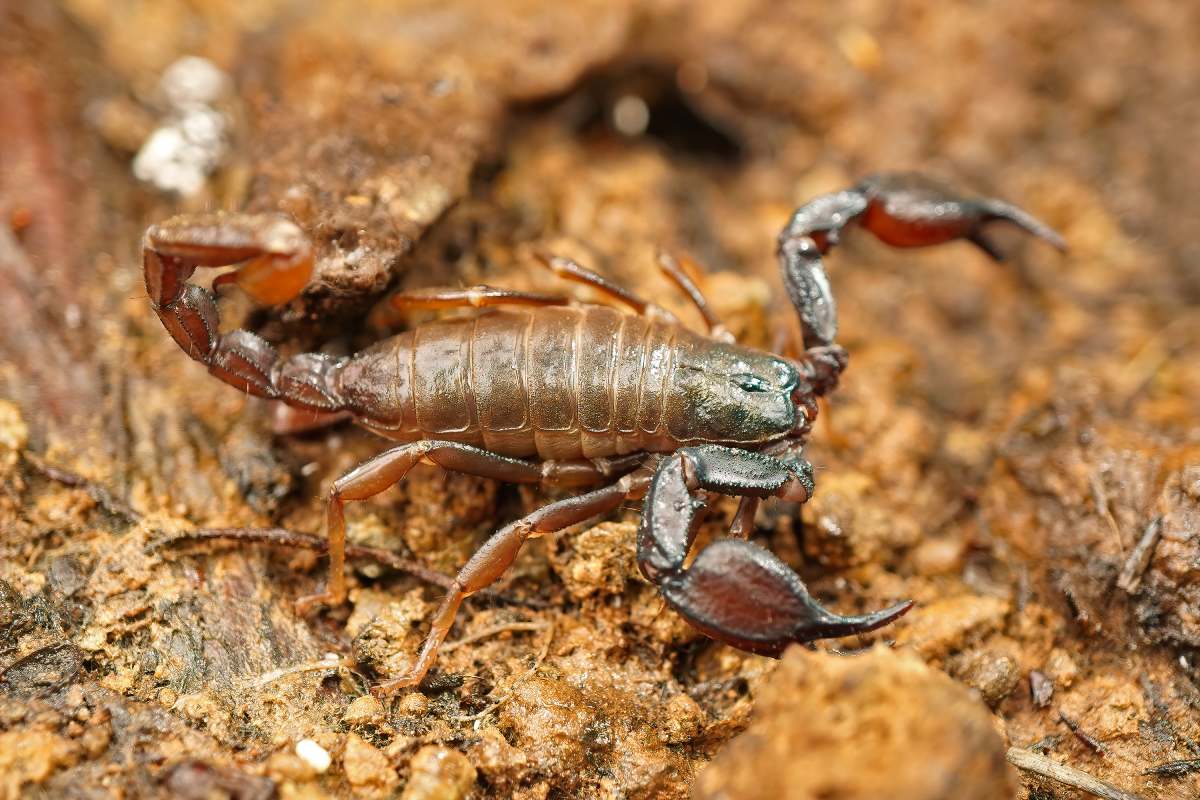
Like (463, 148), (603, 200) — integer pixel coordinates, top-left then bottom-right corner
(132, 56), (231, 196)
(295, 738), (332, 773)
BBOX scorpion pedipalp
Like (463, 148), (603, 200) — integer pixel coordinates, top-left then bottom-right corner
(143, 212), (352, 408)
(637, 445), (912, 655)
(777, 172), (1067, 347)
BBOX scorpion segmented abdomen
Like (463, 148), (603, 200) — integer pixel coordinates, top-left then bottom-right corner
(575, 307), (621, 454)
(472, 311), (534, 454)
(337, 306), (685, 460)
(338, 334), (417, 435)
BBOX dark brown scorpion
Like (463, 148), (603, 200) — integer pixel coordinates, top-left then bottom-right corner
(144, 173), (1065, 694)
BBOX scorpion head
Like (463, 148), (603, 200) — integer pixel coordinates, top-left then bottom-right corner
(665, 335), (804, 448)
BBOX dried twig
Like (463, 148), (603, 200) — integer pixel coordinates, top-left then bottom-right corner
(1058, 708), (1109, 755)
(24, 453), (140, 522)
(251, 653), (342, 689)
(1007, 748), (1144, 800)
(1117, 516), (1163, 594)
(159, 526), (545, 608)
(1089, 473), (1125, 554)
(1142, 758), (1200, 778)
(442, 621), (549, 652)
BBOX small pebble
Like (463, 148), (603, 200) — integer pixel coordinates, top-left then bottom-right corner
(344, 694), (385, 726)
(344, 733), (399, 796)
(401, 745), (476, 800)
(1029, 670), (1054, 708)
(295, 739), (332, 773)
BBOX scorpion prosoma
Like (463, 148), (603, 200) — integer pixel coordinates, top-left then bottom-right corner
(144, 173), (1065, 694)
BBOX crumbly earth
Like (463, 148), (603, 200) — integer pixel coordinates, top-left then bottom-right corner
(2, 2), (1199, 799)
(694, 646), (1018, 800)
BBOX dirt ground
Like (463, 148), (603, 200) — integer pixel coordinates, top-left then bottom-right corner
(2, 2), (1199, 798)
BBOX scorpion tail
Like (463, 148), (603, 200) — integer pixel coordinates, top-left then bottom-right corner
(778, 172), (1067, 348)
(143, 213), (347, 413)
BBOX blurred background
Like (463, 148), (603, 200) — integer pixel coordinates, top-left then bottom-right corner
(2, 2), (1198, 798)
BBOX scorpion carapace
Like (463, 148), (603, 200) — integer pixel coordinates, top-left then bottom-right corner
(144, 172), (1065, 694)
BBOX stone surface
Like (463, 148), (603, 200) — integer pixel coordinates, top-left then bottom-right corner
(694, 646), (1017, 800)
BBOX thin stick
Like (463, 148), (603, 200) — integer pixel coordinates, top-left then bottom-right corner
(167, 527), (457, 589)
(1089, 473), (1125, 555)
(442, 621), (548, 652)
(457, 622), (555, 723)
(1006, 748), (1144, 800)
(163, 527), (544, 607)
(1058, 709), (1109, 755)
(24, 453), (140, 522)
(1143, 758), (1200, 778)
(1117, 516), (1163, 594)
(252, 653), (341, 688)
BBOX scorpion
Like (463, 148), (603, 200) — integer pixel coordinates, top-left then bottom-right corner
(144, 172), (1065, 695)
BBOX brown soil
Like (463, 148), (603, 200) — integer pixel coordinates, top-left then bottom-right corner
(2, 2), (1198, 798)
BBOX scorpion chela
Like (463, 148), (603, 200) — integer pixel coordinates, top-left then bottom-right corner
(144, 172), (1065, 694)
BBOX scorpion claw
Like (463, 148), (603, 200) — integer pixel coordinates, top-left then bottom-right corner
(638, 446), (911, 656)
(659, 538), (913, 656)
(975, 197), (1069, 254)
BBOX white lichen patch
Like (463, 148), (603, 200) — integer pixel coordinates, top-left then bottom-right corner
(295, 738), (332, 773)
(132, 56), (231, 196)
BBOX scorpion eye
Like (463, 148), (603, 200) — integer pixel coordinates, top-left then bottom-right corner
(734, 374), (770, 393)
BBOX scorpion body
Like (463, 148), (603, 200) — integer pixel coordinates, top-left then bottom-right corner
(145, 172), (1065, 694)
(340, 305), (803, 459)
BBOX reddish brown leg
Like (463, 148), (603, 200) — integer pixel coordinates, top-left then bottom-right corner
(370, 285), (570, 331)
(728, 496), (760, 539)
(533, 252), (680, 324)
(655, 250), (735, 342)
(272, 405), (354, 435)
(371, 466), (654, 695)
(388, 285), (569, 311)
(298, 441), (645, 613)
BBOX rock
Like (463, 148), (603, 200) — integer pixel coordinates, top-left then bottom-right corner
(694, 646), (1016, 800)
(467, 728), (529, 792)
(400, 745), (477, 800)
(1029, 670), (1054, 708)
(894, 595), (1011, 660)
(1043, 649), (1079, 689)
(947, 649), (1021, 708)
(661, 692), (706, 744)
(549, 520), (637, 599)
(343, 694), (386, 727)
(0, 730), (81, 797)
(343, 733), (399, 798)
(0, 400), (28, 456)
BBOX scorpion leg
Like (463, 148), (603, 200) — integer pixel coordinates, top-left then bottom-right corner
(639, 445), (911, 656)
(371, 465), (655, 695)
(299, 441), (645, 612)
(533, 252), (680, 324)
(655, 250), (734, 342)
(388, 285), (570, 311)
(778, 171), (1066, 347)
